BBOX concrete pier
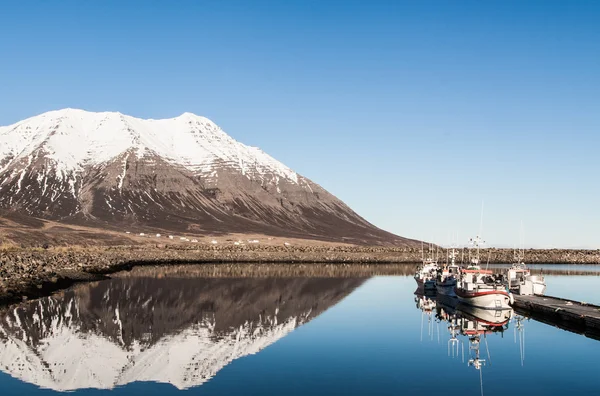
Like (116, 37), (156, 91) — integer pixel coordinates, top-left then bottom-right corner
(512, 294), (600, 341)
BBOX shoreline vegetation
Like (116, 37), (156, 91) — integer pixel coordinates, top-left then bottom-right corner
(0, 244), (599, 306)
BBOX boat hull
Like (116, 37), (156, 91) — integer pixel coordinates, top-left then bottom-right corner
(454, 288), (511, 310)
(533, 282), (546, 296)
(415, 278), (436, 291)
(436, 278), (457, 297)
(436, 294), (459, 314)
(530, 275), (546, 295)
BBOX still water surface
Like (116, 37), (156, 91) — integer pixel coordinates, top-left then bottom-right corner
(1, 265), (599, 395)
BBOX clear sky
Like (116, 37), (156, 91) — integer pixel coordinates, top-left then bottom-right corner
(1, 1), (598, 248)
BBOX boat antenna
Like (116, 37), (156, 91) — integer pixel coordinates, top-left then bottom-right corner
(520, 220), (525, 261)
(479, 200), (484, 239)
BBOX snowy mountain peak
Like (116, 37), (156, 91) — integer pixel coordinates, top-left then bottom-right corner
(176, 111), (203, 119)
(0, 109), (411, 246)
(0, 108), (297, 183)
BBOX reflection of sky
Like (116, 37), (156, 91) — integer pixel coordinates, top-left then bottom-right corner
(2, 275), (600, 395)
(544, 275), (600, 305)
(201, 276), (600, 396)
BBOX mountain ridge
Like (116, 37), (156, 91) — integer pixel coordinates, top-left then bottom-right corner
(0, 109), (417, 246)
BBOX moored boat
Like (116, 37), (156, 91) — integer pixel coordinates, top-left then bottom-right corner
(436, 248), (460, 296)
(415, 259), (438, 290)
(414, 241), (439, 291)
(455, 268), (512, 309)
(414, 242), (438, 291)
(455, 236), (513, 309)
(504, 257), (546, 296)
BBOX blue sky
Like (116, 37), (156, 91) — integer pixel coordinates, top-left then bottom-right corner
(1, 1), (598, 248)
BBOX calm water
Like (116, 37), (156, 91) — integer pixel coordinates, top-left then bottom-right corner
(1, 265), (599, 396)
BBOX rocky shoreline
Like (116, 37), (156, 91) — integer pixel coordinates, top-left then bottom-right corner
(1, 244), (599, 305)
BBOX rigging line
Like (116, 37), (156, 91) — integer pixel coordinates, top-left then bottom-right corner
(521, 327), (525, 366)
(520, 220), (525, 256)
(479, 365), (484, 396)
(420, 311), (424, 342)
(523, 326), (525, 362)
(484, 335), (492, 366)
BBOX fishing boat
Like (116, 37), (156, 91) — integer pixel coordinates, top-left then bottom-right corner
(504, 262), (546, 296)
(415, 259), (438, 291)
(455, 236), (513, 309)
(436, 248), (461, 296)
(414, 243), (438, 291)
(504, 239), (547, 295)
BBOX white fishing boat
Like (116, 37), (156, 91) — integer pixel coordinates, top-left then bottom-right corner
(455, 236), (513, 310)
(436, 248), (460, 296)
(456, 269), (512, 309)
(504, 237), (547, 295)
(415, 259), (438, 291)
(505, 262), (546, 296)
(414, 243), (438, 291)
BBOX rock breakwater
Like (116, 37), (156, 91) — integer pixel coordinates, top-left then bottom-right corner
(0, 244), (598, 305)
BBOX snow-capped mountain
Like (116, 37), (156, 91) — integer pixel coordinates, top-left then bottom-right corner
(0, 275), (365, 391)
(0, 109), (414, 245)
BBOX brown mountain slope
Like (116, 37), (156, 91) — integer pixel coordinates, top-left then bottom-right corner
(0, 109), (418, 246)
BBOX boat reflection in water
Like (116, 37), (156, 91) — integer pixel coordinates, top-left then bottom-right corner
(416, 291), (520, 395)
(414, 289), (438, 342)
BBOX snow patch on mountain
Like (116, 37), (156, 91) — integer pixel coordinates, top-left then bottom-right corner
(0, 108), (300, 188)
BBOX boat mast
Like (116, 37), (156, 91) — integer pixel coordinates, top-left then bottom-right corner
(478, 201), (484, 266)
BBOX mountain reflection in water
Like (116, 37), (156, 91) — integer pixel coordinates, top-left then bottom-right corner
(0, 273), (366, 391)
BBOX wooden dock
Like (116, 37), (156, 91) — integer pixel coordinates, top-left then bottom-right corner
(512, 294), (600, 341)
